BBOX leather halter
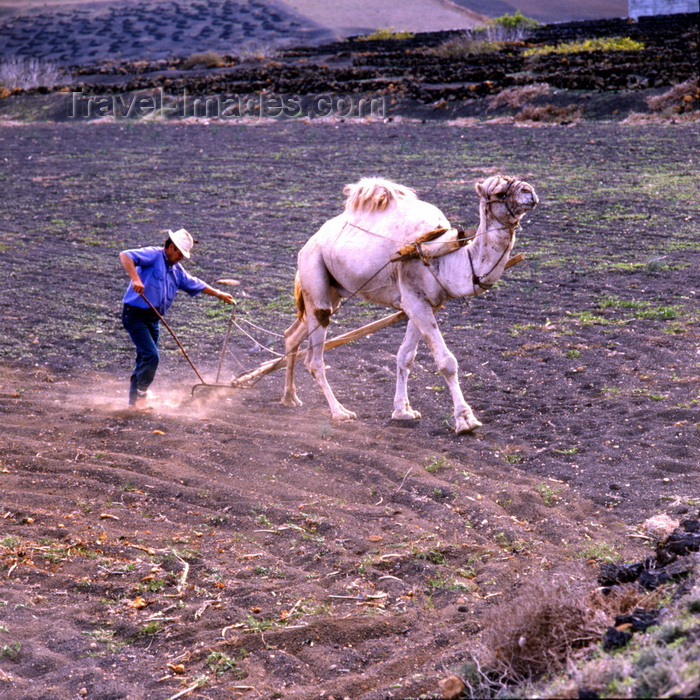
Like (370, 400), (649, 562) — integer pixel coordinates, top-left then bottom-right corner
(468, 178), (521, 290)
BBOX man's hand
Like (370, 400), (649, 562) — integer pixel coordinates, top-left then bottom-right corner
(203, 285), (235, 304)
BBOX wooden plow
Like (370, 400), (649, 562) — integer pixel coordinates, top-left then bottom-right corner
(191, 309), (408, 395)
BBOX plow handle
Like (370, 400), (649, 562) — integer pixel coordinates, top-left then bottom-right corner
(137, 292), (206, 385)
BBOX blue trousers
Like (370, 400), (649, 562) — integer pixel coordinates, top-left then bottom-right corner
(122, 304), (160, 405)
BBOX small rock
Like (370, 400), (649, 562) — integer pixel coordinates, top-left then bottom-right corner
(615, 608), (659, 632)
(643, 514), (679, 540)
(666, 529), (700, 559)
(602, 626), (632, 650)
(638, 558), (695, 590)
(438, 674), (466, 699)
(598, 560), (645, 587)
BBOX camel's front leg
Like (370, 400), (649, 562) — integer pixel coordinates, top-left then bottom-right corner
(405, 301), (481, 433)
(305, 310), (357, 422)
(392, 320), (422, 420)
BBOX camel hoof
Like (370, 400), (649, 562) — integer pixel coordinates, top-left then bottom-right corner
(392, 408), (422, 420)
(455, 415), (482, 434)
(281, 394), (303, 408)
(331, 408), (357, 421)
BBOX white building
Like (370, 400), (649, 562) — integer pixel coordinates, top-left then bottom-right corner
(628, 0), (699, 19)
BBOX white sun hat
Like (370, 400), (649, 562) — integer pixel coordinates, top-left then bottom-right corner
(168, 228), (194, 258)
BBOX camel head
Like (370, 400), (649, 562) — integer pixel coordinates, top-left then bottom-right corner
(476, 175), (538, 226)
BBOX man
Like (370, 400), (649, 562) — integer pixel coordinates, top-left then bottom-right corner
(120, 228), (235, 410)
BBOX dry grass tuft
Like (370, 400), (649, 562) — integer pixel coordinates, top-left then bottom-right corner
(646, 78), (699, 114)
(429, 33), (498, 58)
(540, 576), (700, 699)
(515, 104), (581, 124)
(181, 51), (228, 70)
(487, 84), (581, 125)
(0, 57), (71, 90)
(480, 569), (656, 684)
(487, 83), (550, 110)
(622, 110), (700, 124)
(234, 41), (279, 61)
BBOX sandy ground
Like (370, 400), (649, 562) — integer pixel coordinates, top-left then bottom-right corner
(278, 0), (487, 35)
(452, 0), (629, 23)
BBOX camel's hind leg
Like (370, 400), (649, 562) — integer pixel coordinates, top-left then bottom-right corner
(404, 298), (481, 433)
(304, 303), (357, 422)
(392, 320), (422, 420)
(281, 317), (306, 407)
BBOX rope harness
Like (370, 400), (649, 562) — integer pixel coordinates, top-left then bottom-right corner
(383, 184), (521, 293)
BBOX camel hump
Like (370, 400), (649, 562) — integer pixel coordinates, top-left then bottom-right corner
(343, 177), (417, 214)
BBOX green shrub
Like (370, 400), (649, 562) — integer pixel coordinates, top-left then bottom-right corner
(422, 455), (451, 473)
(524, 36), (644, 58)
(357, 28), (415, 41)
(493, 10), (539, 33)
(431, 11), (538, 58)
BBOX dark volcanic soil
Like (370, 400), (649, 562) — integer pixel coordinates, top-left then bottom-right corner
(0, 120), (698, 699)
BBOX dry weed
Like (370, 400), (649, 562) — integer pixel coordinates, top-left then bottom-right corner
(646, 78), (699, 114)
(0, 57), (70, 90)
(487, 83), (550, 110)
(516, 104), (581, 124)
(480, 569), (658, 684)
(430, 13), (537, 59)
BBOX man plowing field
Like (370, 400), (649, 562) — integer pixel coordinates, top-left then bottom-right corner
(119, 228), (235, 410)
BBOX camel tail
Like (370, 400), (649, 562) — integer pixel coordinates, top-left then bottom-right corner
(294, 271), (305, 320)
(343, 177), (417, 214)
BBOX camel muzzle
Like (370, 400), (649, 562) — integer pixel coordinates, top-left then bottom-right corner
(523, 188), (539, 209)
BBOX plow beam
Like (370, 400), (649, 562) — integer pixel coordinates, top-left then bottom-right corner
(231, 310), (408, 388)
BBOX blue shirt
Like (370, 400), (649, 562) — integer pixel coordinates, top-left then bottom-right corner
(121, 246), (206, 315)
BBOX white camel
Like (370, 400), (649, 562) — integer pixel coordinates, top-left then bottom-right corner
(281, 174), (538, 433)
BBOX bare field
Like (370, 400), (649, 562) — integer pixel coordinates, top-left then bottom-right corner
(0, 120), (698, 698)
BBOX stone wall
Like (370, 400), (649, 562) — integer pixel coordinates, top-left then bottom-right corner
(629, 0), (698, 19)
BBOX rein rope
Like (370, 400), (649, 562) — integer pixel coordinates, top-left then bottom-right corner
(224, 248), (399, 382)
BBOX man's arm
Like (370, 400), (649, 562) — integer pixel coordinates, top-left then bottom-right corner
(201, 285), (235, 304)
(120, 252), (145, 294)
